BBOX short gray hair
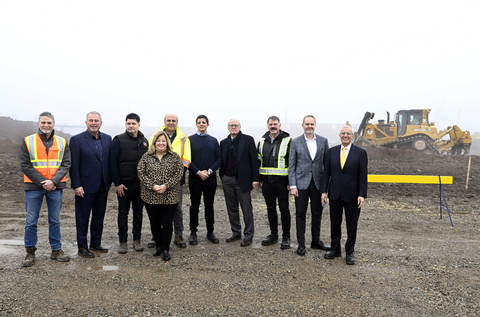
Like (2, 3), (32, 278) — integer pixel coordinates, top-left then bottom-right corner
(38, 111), (55, 122)
(86, 111), (102, 121)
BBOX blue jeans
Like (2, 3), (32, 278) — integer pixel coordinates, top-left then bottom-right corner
(24, 189), (63, 250)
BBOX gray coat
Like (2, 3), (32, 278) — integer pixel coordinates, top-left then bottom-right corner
(288, 133), (329, 190)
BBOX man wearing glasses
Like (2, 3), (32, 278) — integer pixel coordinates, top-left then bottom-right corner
(321, 125), (368, 265)
(219, 118), (260, 247)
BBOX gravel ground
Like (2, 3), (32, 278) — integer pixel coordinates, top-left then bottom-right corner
(1, 145), (479, 316)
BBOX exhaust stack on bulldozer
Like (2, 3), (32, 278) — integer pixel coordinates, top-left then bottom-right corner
(353, 109), (472, 155)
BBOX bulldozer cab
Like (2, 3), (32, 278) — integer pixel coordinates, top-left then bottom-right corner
(396, 109), (427, 136)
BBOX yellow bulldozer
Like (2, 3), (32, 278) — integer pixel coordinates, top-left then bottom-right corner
(353, 109), (472, 155)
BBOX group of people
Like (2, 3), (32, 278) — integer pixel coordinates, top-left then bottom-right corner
(20, 111), (367, 266)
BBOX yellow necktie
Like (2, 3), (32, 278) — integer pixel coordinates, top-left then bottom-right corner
(340, 147), (346, 169)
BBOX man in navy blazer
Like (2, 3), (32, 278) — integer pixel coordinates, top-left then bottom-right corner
(70, 111), (112, 258)
(219, 118), (260, 247)
(321, 125), (368, 265)
(289, 115), (330, 256)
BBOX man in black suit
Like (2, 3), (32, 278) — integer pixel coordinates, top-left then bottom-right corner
(70, 111), (112, 258)
(321, 125), (368, 265)
(220, 118), (260, 247)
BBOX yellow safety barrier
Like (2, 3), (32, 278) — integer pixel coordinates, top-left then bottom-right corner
(368, 175), (453, 184)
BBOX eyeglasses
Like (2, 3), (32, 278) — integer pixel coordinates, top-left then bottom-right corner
(340, 132), (352, 135)
(229, 124), (240, 128)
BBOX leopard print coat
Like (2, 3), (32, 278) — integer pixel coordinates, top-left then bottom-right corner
(137, 150), (183, 205)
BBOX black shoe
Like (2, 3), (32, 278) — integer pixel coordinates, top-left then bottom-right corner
(297, 244), (306, 256)
(226, 235), (242, 243)
(189, 232), (198, 245)
(147, 240), (156, 248)
(280, 238), (291, 249)
(346, 253), (355, 265)
(90, 245), (108, 253)
(162, 250), (171, 261)
(311, 240), (331, 251)
(206, 232), (219, 244)
(153, 247), (163, 256)
(78, 248), (95, 258)
(261, 235), (278, 246)
(174, 236), (187, 248)
(324, 250), (342, 259)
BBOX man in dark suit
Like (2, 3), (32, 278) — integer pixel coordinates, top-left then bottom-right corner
(321, 125), (368, 265)
(70, 111), (112, 258)
(289, 115), (330, 256)
(220, 118), (260, 247)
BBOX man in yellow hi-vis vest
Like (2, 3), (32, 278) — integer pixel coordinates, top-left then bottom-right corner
(257, 116), (292, 250)
(148, 114), (191, 249)
(20, 111), (71, 267)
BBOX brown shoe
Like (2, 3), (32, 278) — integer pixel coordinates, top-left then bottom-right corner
(240, 239), (252, 247)
(118, 242), (128, 254)
(50, 249), (70, 262)
(226, 235), (242, 243)
(133, 240), (144, 251)
(174, 236), (187, 248)
(22, 247), (36, 267)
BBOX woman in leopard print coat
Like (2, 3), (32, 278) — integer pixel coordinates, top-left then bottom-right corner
(137, 131), (183, 261)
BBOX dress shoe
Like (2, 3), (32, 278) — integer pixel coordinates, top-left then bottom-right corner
(153, 247), (163, 257)
(78, 248), (95, 258)
(90, 245), (108, 253)
(261, 235), (278, 246)
(226, 235), (241, 243)
(162, 250), (171, 261)
(147, 240), (156, 248)
(206, 232), (219, 244)
(240, 239), (252, 247)
(174, 236), (187, 248)
(324, 250), (342, 259)
(297, 243), (306, 256)
(346, 253), (355, 265)
(189, 232), (198, 245)
(280, 238), (291, 249)
(311, 240), (331, 251)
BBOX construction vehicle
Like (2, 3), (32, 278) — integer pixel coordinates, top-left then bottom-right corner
(353, 109), (472, 155)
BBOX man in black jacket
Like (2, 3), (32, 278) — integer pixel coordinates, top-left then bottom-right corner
(109, 113), (149, 254)
(257, 116), (292, 249)
(220, 118), (260, 247)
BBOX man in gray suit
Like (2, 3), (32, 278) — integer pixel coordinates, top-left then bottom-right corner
(288, 115), (331, 256)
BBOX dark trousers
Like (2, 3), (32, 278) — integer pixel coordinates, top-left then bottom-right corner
(75, 183), (108, 250)
(117, 181), (143, 242)
(294, 179), (323, 245)
(262, 177), (290, 239)
(145, 202), (177, 251)
(222, 175), (254, 240)
(329, 198), (361, 256)
(189, 176), (217, 233)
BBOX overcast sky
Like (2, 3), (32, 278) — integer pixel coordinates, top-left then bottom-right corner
(1, 1), (479, 133)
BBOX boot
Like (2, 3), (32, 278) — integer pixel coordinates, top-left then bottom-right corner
(22, 247), (36, 267)
(50, 249), (70, 262)
(118, 242), (128, 254)
(133, 240), (144, 251)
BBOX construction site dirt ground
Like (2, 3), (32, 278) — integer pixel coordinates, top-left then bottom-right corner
(0, 128), (479, 316)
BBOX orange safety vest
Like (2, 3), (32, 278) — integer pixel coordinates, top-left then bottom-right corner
(24, 134), (67, 183)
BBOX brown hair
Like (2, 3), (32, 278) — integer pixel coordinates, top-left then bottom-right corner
(149, 131), (173, 154)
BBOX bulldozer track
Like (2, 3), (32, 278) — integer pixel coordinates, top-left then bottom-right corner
(378, 135), (443, 156)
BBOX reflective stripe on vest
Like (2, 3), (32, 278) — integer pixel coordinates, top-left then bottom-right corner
(259, 136), (290, 176)
(24, 134), (66, 183)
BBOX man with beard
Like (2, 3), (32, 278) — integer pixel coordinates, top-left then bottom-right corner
(257, 116), (292, 249)
(288, 115), (331, 256)
(20, 111), (71, 267)
(110, 113), (149, 253)
(70, 111), (112, 258)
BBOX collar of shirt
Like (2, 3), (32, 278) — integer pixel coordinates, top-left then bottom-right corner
(196, 131), (209, 136)
(303, 134), (317, 142)
(340, 143), (352, 157)
(88, 131), (101, 139)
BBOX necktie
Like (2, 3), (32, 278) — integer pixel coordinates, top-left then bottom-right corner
(340, 147), (346, 169)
